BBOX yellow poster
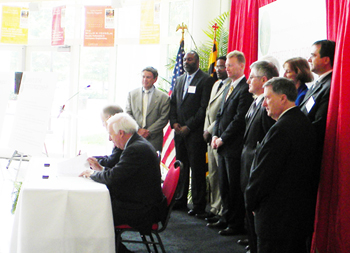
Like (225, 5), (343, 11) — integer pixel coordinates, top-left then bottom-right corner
(1, 6), (29, 44)
(140, 0), (160, 44)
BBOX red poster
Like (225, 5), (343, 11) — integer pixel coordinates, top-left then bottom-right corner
(84, 6), (115, 47)
(51, 6), (65, 46)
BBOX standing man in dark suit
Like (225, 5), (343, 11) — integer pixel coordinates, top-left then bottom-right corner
(300, 40), (335, 170)
(203, 56), (230, 221)
(126, 66), (170, 152)
(170, 50), (215, 216)
(208, 50), (253, 235)
(80, 113), (166, 253)
(245, 77), (318, 253)
(239, 61), (278, 252)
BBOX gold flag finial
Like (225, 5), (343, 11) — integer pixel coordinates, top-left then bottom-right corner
(176, 22), (188, 43)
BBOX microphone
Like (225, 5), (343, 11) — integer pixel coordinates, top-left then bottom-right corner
(57, 85), (91, 118)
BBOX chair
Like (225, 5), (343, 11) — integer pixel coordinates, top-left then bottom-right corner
(115, 160), (183, 253)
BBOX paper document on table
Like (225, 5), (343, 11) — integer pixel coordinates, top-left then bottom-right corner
(56, 153), (90, 177)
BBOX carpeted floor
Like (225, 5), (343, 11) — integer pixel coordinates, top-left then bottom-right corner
(121, 207), (248, 253)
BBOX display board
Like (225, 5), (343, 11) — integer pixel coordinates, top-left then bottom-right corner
(258, 0), (327, 73)
(9, 72), (57, 156)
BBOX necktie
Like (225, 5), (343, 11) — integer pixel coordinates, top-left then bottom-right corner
(216, 81), (224, 94)
(183, 75), (191, 99)
(225, 85), (234, 101)
(142, 90), (149, 128)
(247, 100), (257, 118)
(309, 80), (319, 94)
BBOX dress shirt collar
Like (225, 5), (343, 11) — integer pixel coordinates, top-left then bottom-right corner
(316, 70), (333, 84)
(278, 106), (297, 121)
(187, 68), (200, 81)
(255, 93), (264, 105)
(230, 75), (245, 89)
(142, 85), (155, 94)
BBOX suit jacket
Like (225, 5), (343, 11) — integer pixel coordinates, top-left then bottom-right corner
(245, 107), (318, 239)
(240, 98), (275, 192)
(204, 79), (230, 135)
(91, 133), (166, 233)
(170, 69), (214, 142)
(300, 72), (332, 148)
(212, 77), (253, 157)
(94, 146), (122, 168)
(126, 87), (170, 151)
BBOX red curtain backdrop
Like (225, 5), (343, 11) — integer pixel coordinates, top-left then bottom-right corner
(228, 0), (350, 252)
(311, 0), (350, 252)
(227, 0), (275, 77)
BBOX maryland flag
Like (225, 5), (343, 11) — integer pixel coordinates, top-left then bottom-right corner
(208, 39), (218, 80)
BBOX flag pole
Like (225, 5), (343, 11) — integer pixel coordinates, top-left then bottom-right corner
(161, 23), (186, 172)
(176, 22), (187, 43)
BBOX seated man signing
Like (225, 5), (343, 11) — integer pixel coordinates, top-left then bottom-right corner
(88, 104), (124, 169)
(80, 113), (166, 251)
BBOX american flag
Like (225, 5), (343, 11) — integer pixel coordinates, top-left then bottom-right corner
(161, 40), (185, 169)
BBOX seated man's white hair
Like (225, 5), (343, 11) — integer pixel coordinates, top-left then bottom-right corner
(107, 113), (139, 134)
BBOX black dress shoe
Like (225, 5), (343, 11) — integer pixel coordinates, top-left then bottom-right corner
(245, 245), (250, 250)
(187, 209), (196, 216)
(188, 209), (205, 216)
(237, 238), (249, 245)
(218, 227), (245, 236)
(205, 215), (221, 223)
(206, 220), (227, 229)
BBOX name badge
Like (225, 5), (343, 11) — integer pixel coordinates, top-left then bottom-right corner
(188, 86), (196, 93)
(305, 96), (315, 113)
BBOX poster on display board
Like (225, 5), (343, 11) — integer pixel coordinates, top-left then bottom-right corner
(84, 6), (115, 47)
(1, 6), (29, 44)
(140, 0), (160, 44)
(51, 6), (66, 46)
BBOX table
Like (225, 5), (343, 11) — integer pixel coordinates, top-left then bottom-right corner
(10, 157), (115, 253)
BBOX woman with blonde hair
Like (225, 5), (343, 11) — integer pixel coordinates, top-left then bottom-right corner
(283, 57), (314, 106)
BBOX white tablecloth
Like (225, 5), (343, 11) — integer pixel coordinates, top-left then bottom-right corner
(10, 158), (115, 253)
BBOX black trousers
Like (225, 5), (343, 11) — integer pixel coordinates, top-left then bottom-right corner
(257, 235), (309, 253)
(174, 134), (207, 212)
(217, 153), (245, 229)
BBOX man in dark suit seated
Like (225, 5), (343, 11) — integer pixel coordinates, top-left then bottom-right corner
(80, 113), (166, 253)
(88, 104), (124, 168)
(245, 77), (318, 253)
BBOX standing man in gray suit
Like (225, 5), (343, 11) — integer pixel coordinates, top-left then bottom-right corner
(126, 66), (170, 152)
(203, 56), (229, 221)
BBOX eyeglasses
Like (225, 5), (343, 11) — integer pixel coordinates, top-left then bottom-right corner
(248, 75), (263, 80)
(215, 65), (226, 70)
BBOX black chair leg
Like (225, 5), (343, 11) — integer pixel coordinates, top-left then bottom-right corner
(154, 232), (166, 253)
(149, 233), (159, 253)
(140, 233), (152, 253)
